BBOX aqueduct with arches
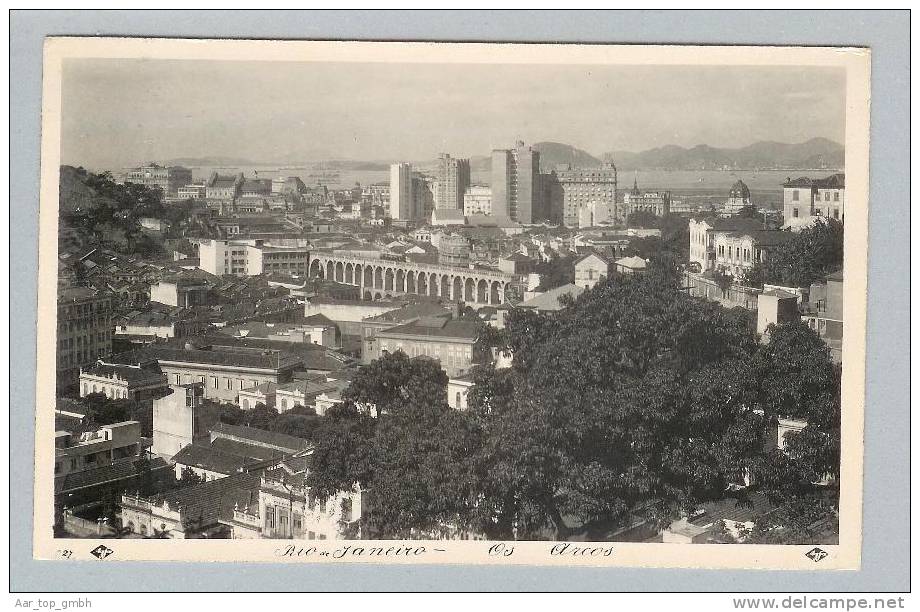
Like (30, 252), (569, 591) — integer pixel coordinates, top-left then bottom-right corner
(307, 252), (516, 306)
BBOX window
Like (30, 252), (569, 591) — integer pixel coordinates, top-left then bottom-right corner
(792, 190), (799, 201)
(834, 192), (840, 202)
(792, 208), (799, 218)
(455, 391), (462, 408)
(174, 374), (181, 385)
(225, 378), (232, 390)
(824, 192), (831, 201)
(308, 531), (315, 540)
(211, 377), (218, 389)
(834, 209), (840, 219)
(265, 507), (275, 529)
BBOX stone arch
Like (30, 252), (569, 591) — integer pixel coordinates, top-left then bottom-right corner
(363, 290), (372, 300)
(452, 276), (462, 300)
(326, 261), (335, 281)
(354, 264), (362, 286)
(363, 266), (373, 287)
(384, 269), (394, 291)
(491, 281), (502, 304)
(335, 262), (344, 283)
(441, 275), (451, 300)
(374, 267), (383, 289)
(374, 292), (382, 300)
(309, 259), (323, 278)
(406, 270), (416, 294)
(464, 278), (475, 302)
(395, 270), (405, 293)
(418, 272), (428, 295)
(242, 398), (250, 410)
(428, 273), (438, 297)
(477, 279), (489, 304)
(345, 263), (354, 285)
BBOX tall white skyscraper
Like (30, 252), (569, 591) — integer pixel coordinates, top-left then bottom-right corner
(389, 163), (414, 220)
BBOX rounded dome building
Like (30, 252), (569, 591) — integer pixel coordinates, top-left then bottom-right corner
(724, 179), (752, 215)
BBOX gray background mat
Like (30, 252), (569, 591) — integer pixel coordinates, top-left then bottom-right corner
(10, 10), (910, 592)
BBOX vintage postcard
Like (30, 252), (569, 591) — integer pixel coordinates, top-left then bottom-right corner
(34, 38), (870, 569)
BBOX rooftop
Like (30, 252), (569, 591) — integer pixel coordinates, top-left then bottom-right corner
(378, 318), (482, 341)
(80, 360), (164, 383)
(150, 472), (262, 527)
(56, 456), (171, 495)
(110, 344), (303, 371)
(783, 173), (845, 189)
(211, 422), (312, 453)
(519, 283), (585, 312)
(364, 302), (452, 324)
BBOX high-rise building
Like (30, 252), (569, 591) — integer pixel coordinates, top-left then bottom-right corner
(412, 174), (435, 221)
(435, 154), (471, 211)
(389, 163), (414, 220)
(491, 141), (542, 224)
(555, 162), (619, 227)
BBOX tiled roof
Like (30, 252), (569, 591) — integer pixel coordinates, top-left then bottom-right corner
(210, 437), (293, 462)
(365, 302), (452, 324)
(210, 422), (311, 452)
(783, 173), (845, 189)
(171, 443), (250, 475)
(519, 283), (585, 312)
(378, 318), (481, 341)
(692, 217), (765, 233)
(277, 377), (343, 398)
(151, 472), (262, 527)
(81, 361), (164, 383)
(575, 252), (610, 265)
(615, 256), (647, 269)
(56, 457), (171, 494)
(113, 343), (302, 371)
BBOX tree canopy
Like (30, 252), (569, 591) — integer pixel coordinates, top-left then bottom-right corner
(741, 219), (843, 288)
(306, 260), (841, 542)
(59, 166), (167, 257)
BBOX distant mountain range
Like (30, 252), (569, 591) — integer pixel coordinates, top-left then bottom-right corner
(604, 138), (844, 171)
(158, 137), (843, 174)
(461, 138), (842, 174)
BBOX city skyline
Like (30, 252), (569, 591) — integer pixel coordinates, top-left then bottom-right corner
(61, 59), (846, 170)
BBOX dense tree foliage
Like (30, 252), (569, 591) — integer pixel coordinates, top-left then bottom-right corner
(741, 219), (843, 288)
(306, 259), (841, 542)
(533, 253), (577, 291)
(626, 214), (689, 261)
(59, 166), (167, 257)
(271, 412), (323, 440)
(306, 353), (477, 538)
(77, 393), (152, 435)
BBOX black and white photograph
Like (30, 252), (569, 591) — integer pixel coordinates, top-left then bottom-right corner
(32, 37), (871, 570)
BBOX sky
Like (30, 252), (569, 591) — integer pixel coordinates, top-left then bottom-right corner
(60, 58), (847, 170)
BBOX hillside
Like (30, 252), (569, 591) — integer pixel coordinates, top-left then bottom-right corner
(606, 138), (844, 171)
(532, 141), (604, 170)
